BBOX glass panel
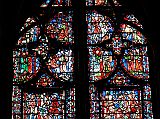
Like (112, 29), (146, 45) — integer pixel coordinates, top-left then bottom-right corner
(89, 84), (100, 118)
(46, 11), (73, 44)
(107, 68), (139, 86)
(18, 26), (40, 45)
(23, 88), (75, 118)
(121, 47), (149, 79)
(36, 74), (60, 88)
(143, 84), (152, 100)
(13, 11), (74, 83)
(12, 86), (22, 118)
(120, 24), (146, 44)
(112, 35), (123, 55)
(143, 101), (153, 118)
(100, 113), (142, 119)
(13, 51), (41, 84)
(47, 49), (73, 82)
(142, 84), (153, 118)
(65, 88), (76, 118)
(88, 46), (116, 82)
(89, 85), (143, 119)
(86, 10), (114, 44)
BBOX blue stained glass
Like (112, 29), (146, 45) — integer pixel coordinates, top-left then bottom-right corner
(51, 19), (56, 23)
(122, 58), (128, 68)
(110, 91), (113, 95)
(102, 91), (106, 97)
(55, 67), (60, 73)
(135, 91), (138, 95)
(87, 11), (114, 44)
(31, 115), (34, 119)
(46, 0), (50, 4)
(110, 61), (114, 67)
(128, 34), (132, 41)
(115, 103), (120, 108)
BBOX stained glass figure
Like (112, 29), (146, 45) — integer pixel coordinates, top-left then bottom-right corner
(100, 89), (142, 118)
(13, 48), (41, 84)
(87, 10), (114, 44)
(46, 11), (73, 43)
(89, 46), (116, 81)
(47, 49), (73, 81)
(23, 88), (75, 118)
(89, 83), (153, 118)
(121, 48), (149, 79)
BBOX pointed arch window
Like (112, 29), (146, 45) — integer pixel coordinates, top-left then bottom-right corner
(12, 0), (154, 118)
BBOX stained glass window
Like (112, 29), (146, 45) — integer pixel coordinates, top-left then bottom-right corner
(86, 0), (153, 119)
(12, 0), (154, 118)
(12, 0), (75, 118)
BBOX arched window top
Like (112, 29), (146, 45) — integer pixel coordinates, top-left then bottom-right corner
(13, 0), (150, 88)
(14, 8), (74, 84)
(87, 10), (149, 83)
